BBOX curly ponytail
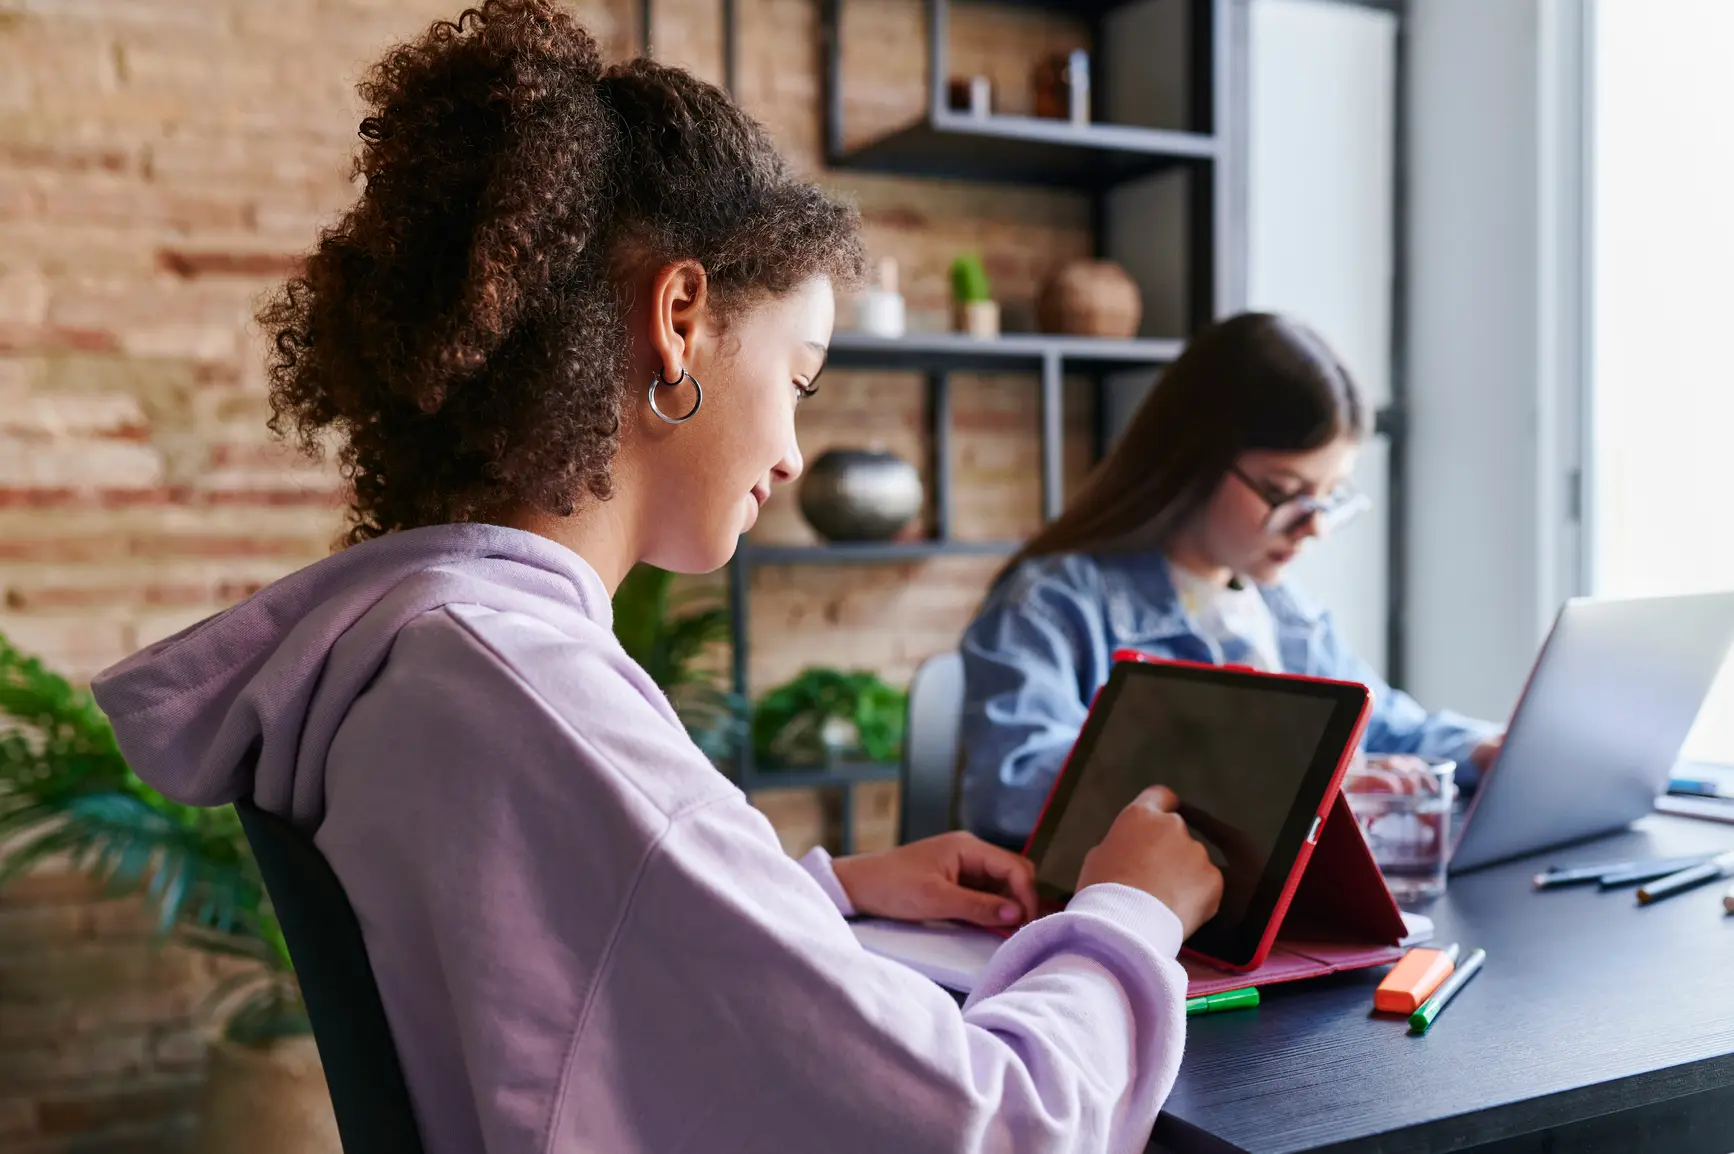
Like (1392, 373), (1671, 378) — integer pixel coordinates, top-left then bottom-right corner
(259, 0), (863, 544)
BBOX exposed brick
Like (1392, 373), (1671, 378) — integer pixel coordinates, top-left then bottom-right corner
(0, 987), (202, 1049)
(0, 267), (49, 326)
(47, 281), (254, 338)
(0, 436), (162, 488)
(0, 326), (120, 356)
(0, 869), (101, 909)
(0, 358), (39, 396)
(0, 392), (149, 439)
(0, 903), (92, 944)
(10, 0), (229, 30)
(33, 181), (254, 236)
(198, 487), (343, 509)
(0, 142), (136, 177)
(82, 898), (157, 940)
(0, 531), (130, 563)
(155, 249), (304, 280)
(0, 1030), (154, 1089)
(116, 325), (239, 361)
(0, 1121), (198, 1154)
(1, 582), (214, 613)
(126, 533), (324, 561)
(0, 943), (206, 1004)
(33, 1078), (200, 1136)
(750, 787), (838, 860)
(853, 781), (900, 854)
(0, 1097), (35, 1141)
(145, 1028), (206, 1074)
(0, 57), (30, 116)
(0, 0), (1099, 1137)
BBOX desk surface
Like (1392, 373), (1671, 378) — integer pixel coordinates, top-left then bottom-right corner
(1154, 814), (1734, 1154)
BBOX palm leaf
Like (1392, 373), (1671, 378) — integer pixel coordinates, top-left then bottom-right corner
(611, 565), (743, 761)
(0, 630), (302, 1034)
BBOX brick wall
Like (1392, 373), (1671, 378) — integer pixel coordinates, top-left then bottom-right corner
(0, 0), (1095, 1145)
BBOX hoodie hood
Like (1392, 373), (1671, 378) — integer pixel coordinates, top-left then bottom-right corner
(91, 523), (612, 831)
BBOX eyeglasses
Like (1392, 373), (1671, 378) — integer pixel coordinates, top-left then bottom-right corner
(1229, 465), (1372, 536)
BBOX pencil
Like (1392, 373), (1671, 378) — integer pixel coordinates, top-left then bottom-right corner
(1636, 850), (1734, 905)
(1409, 948), (1486, 1034)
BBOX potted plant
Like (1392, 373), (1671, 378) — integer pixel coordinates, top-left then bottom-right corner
(611, 564), (747, 764)
(752, 667), (908, 769)
(950, 252), (999, 338)
(0, 632), (338, 1154)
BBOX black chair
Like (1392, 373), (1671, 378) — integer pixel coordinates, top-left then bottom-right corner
(235, 799), (426, 1153)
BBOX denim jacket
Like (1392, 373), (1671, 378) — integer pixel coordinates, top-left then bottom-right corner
(957, 550), (1499, 848)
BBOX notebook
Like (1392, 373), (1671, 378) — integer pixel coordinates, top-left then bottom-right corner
(850, 908), (1435, 997)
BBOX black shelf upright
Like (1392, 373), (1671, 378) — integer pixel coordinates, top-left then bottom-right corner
(728, 0), (1242, 853)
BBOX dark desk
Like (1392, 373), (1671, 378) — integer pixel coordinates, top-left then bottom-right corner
(1153, 815), (1734, 1153)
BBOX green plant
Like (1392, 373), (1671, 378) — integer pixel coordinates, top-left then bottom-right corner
(950, 252), (992, 303)
(0, 632), (305, 1045)
(612, 564), (746, 762)
(752, 667), (908, 768)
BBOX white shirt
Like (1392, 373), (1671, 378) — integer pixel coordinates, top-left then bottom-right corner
(1169, 563), (1285, 673)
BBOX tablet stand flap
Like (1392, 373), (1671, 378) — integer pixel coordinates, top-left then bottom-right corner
(1276, 791), (1408, 946)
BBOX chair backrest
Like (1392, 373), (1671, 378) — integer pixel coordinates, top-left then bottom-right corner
(235, 799), (426, 1154)
(899, 651), (966, 844)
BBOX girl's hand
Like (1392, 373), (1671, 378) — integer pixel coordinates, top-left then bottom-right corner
(1076, 786), (1224, 939)
(832, 831), (1039, 929)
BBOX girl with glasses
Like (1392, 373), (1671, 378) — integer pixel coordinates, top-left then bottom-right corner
(959, 312), (1504, 850)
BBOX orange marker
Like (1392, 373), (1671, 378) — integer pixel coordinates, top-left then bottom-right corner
(1374, 942), (1461, 1014)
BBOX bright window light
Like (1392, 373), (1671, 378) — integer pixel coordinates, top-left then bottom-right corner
(1592, 0), (1734, 763)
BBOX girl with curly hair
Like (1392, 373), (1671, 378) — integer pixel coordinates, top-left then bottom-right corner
(89, 4), (1220, 1151)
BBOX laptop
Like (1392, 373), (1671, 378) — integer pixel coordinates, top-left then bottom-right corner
(1448, 590), (1734, 874)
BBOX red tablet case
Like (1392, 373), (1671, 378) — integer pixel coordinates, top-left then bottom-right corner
(1026, 649), (1410, 998)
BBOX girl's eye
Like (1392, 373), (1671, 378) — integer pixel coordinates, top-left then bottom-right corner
(795, 380), (819, 400)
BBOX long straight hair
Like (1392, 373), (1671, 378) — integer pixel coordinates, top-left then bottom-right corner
(997, 312), (1369, 582)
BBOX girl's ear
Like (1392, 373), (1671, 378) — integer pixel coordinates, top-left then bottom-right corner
(646, 259), (709, 382)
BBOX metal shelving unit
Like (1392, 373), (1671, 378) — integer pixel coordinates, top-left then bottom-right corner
(730, 0), (1238, 852)
(831, 113), (1216, 188)
(641, 0), (739, 97)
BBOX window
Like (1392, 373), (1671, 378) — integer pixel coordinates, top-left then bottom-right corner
(1591, 0), (1734, 762)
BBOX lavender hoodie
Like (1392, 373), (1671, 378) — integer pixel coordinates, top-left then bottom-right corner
(91, 524), (1188, 1154)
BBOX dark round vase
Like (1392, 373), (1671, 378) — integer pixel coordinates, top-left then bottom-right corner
(798, 448), (923, 542)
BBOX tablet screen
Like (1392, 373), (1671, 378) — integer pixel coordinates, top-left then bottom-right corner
(1025, 660), (1367, 967)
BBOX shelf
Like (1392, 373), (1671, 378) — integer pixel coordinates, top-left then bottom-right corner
(742, 762), (902, 792)
(981, 0), (1149, 15)
(737, 539), (1018, 565)
(832, 112), (1216, 188)
(827, 331), (1184, 373)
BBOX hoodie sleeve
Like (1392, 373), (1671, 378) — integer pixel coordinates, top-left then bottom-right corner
(556, 791), (1189, 1154)
(328, 605), (1186, 1154)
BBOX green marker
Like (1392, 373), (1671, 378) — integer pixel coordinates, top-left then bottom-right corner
(1409, 947), (1486, 1034)
(1186, 987), (1260, 1016)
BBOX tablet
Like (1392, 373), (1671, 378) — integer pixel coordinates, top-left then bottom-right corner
(1022, 653), (1372, 970)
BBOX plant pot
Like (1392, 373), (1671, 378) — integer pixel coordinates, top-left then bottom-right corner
(954, 299), (1000, 339)
(193, 1034), (340, 1154)
(798, 448), (923, 542)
